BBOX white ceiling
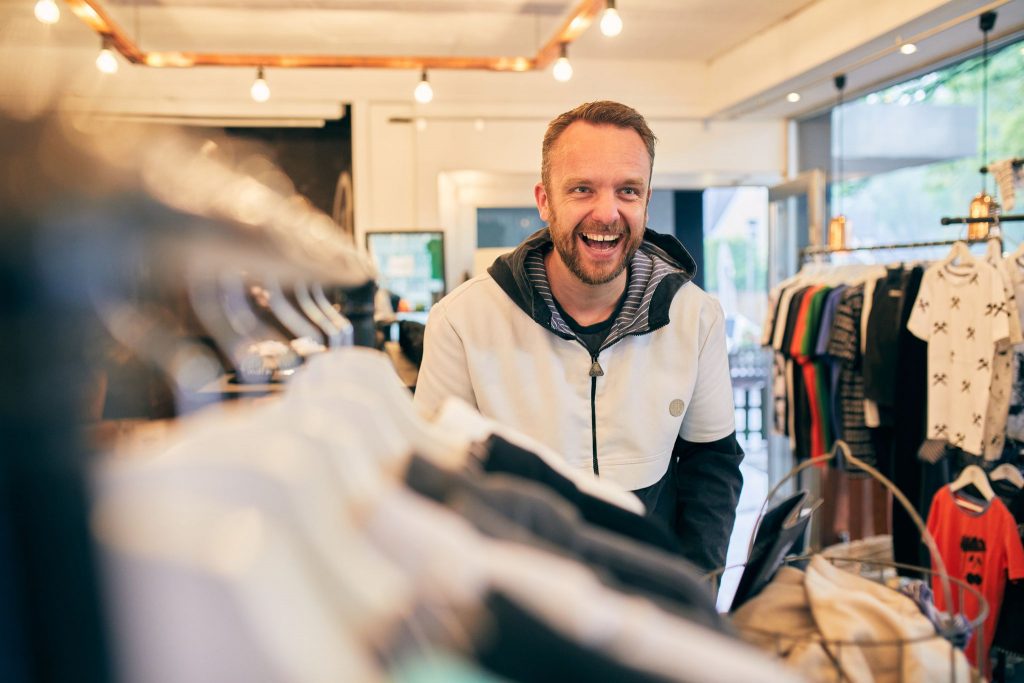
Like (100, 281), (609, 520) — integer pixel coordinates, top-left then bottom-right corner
(89, 0), (817, 61)
(0, 0), (1021, 121)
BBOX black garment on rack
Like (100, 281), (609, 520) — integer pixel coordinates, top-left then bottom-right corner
(475, 591), (673, 683)
(880, 265), (929, 575)
(403, 455), (727, 634)
(992, 478), (1024, 657)
(864, 267), (911, 413)
(480, 435), (681, 555)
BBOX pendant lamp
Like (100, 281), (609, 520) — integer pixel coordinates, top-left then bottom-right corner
(828, 74), (848, 250)
(968, 11), (999, 239)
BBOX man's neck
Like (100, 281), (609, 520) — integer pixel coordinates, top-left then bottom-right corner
(544, 250), (628, 327)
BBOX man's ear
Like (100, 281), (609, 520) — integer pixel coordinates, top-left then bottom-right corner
(535, 182), (552, 223)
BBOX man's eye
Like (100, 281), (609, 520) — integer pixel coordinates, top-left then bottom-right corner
(570, 186), (590, 193)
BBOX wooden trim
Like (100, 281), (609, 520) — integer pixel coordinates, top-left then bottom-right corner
(64, 0), (600, 72)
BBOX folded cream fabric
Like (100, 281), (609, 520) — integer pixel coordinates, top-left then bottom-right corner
(732, 557), (972, 682)
(804, 555), (971, 683)
(732, 566), (836, 681)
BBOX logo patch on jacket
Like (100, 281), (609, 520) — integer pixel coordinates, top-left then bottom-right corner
(669, 399), (685, 417)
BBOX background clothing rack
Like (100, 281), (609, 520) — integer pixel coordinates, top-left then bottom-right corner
(800, 237), (996, 260)
(941, 214), (1024, 225)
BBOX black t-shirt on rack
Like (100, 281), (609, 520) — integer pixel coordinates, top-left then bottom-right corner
(864, 267), (910, 410)
(992, 478), (1024, 656)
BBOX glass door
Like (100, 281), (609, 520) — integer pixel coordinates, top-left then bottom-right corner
(765, 170), (826, 489)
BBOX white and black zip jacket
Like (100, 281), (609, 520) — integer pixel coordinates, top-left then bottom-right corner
(414, 228), (743, 571)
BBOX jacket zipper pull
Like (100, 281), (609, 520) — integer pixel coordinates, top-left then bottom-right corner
(589, 357), (604, 377)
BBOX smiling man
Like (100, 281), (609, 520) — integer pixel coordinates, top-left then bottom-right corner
(413, 101), (743, 572)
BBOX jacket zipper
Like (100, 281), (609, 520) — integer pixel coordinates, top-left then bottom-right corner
(588, 353), (604, 476)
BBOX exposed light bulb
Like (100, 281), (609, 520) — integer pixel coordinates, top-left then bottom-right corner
(414, 70), (433, 104)
(34, 0), (59, 24)
(786, 92), (801, 103)
(600, 6), (623, 37)
(900, 43), (917, 55)
(414, 79), (433, 104)
(553, 57), (573, 82)
(250, 67), (270, 102)
(95, 47), (118, 74)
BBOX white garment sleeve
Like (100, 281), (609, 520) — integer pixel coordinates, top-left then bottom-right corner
(990, 263), (1012, 346)
(412, 301), (478, 418)
(906, 270), (933, 341)
(679, 300), (737, 442)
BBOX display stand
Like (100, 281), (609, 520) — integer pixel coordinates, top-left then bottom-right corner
(710, 440), (990, 682)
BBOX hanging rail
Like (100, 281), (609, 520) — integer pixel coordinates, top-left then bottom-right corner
(800, 236), (996, 258)
(940, 213), (1024, 225)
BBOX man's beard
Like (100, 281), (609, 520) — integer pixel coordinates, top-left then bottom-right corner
(550, 217), (644, 286)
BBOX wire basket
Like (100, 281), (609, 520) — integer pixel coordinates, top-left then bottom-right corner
(708, 440), (990, 683)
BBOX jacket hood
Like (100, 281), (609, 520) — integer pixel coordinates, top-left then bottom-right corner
(487, 227), (697, 338)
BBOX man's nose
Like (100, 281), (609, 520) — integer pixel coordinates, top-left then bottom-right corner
(590, 190), (619, 226)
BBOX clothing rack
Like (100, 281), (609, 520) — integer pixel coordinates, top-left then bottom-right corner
(800, 237), (996, 260)
(941, 214), (1024, 225)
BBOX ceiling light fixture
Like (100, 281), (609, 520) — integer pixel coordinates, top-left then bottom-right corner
(552, 43), (573, 82)
(95, 38), (119, 74)
(34, 0), (60, 24)
(414, 70), (434, 104)
(250, 66), (270, 102)
(968, 11), (999, 237)
(900, 42), (918, 55)
(786, 92), (801, 103)
(600, 0), (623, 37)
(828, 74), (848, 250)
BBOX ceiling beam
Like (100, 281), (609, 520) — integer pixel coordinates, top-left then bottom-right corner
(64, 0), (604, 72)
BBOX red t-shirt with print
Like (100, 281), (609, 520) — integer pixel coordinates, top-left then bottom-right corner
(927, 485), (1024, 669)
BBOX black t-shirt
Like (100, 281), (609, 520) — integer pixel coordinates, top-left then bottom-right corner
(551, 272), (631, 357)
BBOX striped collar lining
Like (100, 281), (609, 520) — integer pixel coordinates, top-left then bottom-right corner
(525, 244), (680, 350)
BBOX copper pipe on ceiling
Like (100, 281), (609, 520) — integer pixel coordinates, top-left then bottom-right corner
(64, 0), (603, 72)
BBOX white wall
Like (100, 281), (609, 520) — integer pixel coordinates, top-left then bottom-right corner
(354, 101), (786, 288)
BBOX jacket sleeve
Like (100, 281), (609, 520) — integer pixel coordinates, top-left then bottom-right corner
(672, 295), (743, 573)
(672, 432), (744, 573)
(412, 301), (478, 418)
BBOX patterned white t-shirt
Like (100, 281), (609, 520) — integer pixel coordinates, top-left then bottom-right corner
(982, 255), (1024, 459)
(908, 259), (1010, 456)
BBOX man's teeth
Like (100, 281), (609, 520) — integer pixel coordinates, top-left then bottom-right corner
(582, 233), (620, 242)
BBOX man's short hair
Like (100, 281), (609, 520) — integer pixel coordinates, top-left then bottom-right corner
(541, 100), (657, 190)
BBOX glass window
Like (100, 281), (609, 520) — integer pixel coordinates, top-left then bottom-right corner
(831, 37), (1024, 251)
(703, 187), (769, 351)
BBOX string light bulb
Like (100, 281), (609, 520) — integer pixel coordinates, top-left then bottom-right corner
(552, 44), (573, 82)
(414, 70), (434, 104)
(600, 0), (623, 37)
(250, 66), (270, 102)
(786, 92), (801, 103)
(95, 39), (119, 74)
(34, 0), (59, 24)
(899, 42), (918, 55)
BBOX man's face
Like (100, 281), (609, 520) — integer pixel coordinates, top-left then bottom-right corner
(535, 121), (651, 286)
